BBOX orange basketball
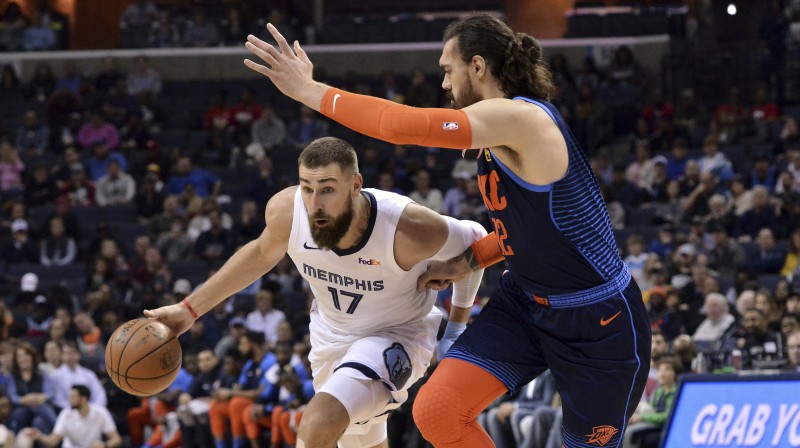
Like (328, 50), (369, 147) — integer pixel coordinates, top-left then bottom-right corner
(105, 318), (182, 397)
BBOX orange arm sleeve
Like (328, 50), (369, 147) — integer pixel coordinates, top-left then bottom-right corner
(319, 88), (473, 150)
(471, 232), (505, 268)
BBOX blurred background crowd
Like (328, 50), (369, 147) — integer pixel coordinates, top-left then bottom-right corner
(0, 0), (799, 447)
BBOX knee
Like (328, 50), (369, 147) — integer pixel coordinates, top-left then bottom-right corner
(296, 407), (346, 445)
(412, 383), (464, 445)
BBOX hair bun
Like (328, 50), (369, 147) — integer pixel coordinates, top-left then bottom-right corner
(517, 33), (542, 61)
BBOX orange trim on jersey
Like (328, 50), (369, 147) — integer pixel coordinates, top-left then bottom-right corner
(319, 88), (473, 150)
(472, 231), (505, 268)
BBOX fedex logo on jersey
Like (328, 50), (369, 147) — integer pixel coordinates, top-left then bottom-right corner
(358, 258), (381, 266)
(442, 122), (459, 130)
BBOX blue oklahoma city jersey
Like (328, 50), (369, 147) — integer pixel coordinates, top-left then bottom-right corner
(476, 96), (624, 296)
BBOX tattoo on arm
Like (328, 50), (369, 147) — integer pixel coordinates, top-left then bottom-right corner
(463, 247), (481, 271)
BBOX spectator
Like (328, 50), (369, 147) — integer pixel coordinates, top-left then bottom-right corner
(135, 173), (163, 221)
(214, 317), (247, 361)
(77, 111), (120, 152)
(0, 3), (28, 52)
(219, 6), (249, 46)
(93, 57), (123, 94)
(750, 151), (778, 191)
(60, 165), (95, 206)
(693, 292), (736, 343)
(165, 157), (221, 198)
(647, 286), (681, 341)
(782, 229), (800, 276)
(0, 140), (24, 196)
(608, 45), (644, 86)
(127, 55), (162, 97)
(94, 159), (136, 206)
(735, 308), (785, 368)
(232, 201), (262, 247)
(229, 88), (262, 133)
(608, 165), (641, 206)
(713, 87), (749, 143)
(755, 289), (782, 331)
(84, 139), (127, 182)
(624, 234), (649, 287)
(409, 169), (443, 213)
(747, 227), (785, 275)
(706, 223), (746, 279)
(0, 64), (21, 101)
(183, 8), (220, 47)
(731, 175), (754, 217)
(51, 342), (106, 411)
(665, 138), (690, 181)
(155, 217), (193, 263)
(24, 385), (121, 448)
(736, 185), (778, 240)
(15, 110), (49, 154)
(22, 9), (56, 51)
(23, 164), (57, 208)
(683, 172), (719, 223)
(705, 194), (736, 234)
(205, 90), (232, 136)
(24, 62), (56, 102)
(786, 330), (800, 371)
(623, 356), (681, 448)
(149, 9), (181, 48)
(405, 68), (438, 108)
(697, 135), (732, 178)
(245, 290), (286, 347)
(54, 61), (81, 97)
(194, 210), (234, 262)
(6, 342), (57, 435)
(286, 105), (328, 151)
(250, 104), (286, 153)
(1, 219), (38, 263)
(40, 216), (77, 266)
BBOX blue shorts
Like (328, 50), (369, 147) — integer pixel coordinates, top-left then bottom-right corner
(446, 269), (651, 448)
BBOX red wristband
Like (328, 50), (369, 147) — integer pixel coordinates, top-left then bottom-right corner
(182, 299), (198, 320)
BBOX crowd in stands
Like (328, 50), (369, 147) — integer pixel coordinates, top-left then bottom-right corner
(0, 2), (798, 448)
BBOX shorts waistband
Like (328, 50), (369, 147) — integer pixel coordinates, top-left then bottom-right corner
(528, 268), (631, 309)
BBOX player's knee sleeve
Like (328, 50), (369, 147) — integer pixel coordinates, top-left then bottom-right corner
(413, 383), (465, 445)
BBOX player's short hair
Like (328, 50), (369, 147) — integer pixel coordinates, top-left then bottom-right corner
(298, 137), (359, 175)
(72, 384), (91, 399)
(443, 14), (555, 101)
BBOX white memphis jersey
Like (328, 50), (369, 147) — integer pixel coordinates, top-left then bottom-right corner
(286, 187), (437, 336)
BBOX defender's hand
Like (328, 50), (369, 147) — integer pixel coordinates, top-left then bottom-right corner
(244, 24), (315, 104)
(417, 258), (470, 292)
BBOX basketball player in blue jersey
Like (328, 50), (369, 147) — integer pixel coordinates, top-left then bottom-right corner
(145, 137), (487, 448)
(243, 13), (651, 448)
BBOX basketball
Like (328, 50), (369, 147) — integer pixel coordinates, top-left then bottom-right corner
(105, 318), (182, 397)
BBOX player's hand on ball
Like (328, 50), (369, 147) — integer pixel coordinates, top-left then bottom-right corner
(143, 303), (195, 337)
(244, 24), (314, 103)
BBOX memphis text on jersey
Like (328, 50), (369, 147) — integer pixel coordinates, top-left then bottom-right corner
(303, 263), (385, 291)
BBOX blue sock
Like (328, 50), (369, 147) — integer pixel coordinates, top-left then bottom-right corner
(233, 436), (246, 448)
(215, 439), (226, 448)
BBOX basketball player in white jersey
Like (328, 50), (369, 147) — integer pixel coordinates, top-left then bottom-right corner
(145, 137), (486, 448)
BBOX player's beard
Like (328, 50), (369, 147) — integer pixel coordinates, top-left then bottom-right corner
(449, 76), (481, 109)
(309, 194), (354, 250)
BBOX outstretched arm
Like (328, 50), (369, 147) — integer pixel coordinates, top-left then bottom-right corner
(243, 26), (535, 151)
(144, 187), (295, 336)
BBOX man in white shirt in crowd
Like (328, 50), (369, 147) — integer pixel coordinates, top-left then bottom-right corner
(245, 289), (286, 346)
(51, 342), (107, 411)
(23, 385), (121, 448)
(693, 292), (736, 344)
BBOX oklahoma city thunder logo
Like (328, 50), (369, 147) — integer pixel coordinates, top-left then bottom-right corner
(586, 425), (619, 446)
(383, 343), (412, 389)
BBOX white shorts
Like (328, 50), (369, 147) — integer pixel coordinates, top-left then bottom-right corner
(308, 300), (442, 439)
